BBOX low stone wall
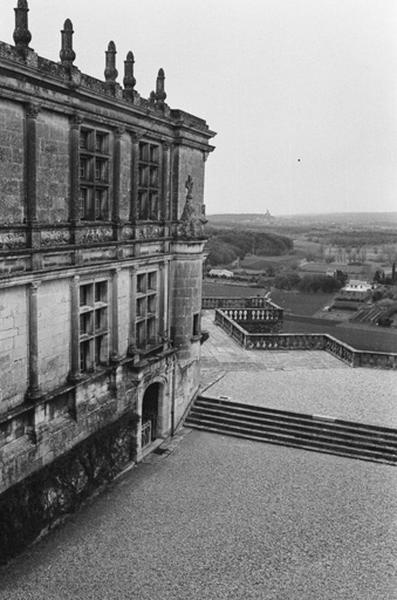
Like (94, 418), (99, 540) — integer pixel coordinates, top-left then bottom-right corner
(214, 309), (397, 370)
(0, 410), (137, 565)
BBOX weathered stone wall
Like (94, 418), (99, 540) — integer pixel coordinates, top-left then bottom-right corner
(38, 279), (71, 393)
(0, 409), (138, 565)
(170, 255), (203, 346)
(0, 100), (24, 224)
(0, 286), (28, 412)
(36, 111), (70, 223)
(173, 344), (201, 426)
(170, 249), (204, 424)
(119, 132), (132, 221)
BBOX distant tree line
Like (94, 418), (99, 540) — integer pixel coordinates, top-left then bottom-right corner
(307, 230), (397, 248)
(205, 227), (293, 266)
(274, 272), (346, 293)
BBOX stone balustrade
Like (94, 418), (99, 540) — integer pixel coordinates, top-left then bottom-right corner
(221, 308), (283, 323)
(203, 296), (282, 311)
(214, 309), (397, 370)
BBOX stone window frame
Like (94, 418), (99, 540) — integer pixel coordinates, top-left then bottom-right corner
(137, 141), (161, 221)
(135, 270), (159, 349)
(79, 278), (109, 372)
(79, 127), (110, 221)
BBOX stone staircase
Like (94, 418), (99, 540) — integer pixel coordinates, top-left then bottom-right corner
(185, 397), (397, 465)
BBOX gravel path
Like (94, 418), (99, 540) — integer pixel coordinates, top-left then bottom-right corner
(1, 430), (397, 600)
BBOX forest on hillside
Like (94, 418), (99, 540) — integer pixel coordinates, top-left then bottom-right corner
(205, 227), (293, 266)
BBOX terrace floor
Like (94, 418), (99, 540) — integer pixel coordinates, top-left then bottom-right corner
(200, 311), (397, 429)
(3, 431), (396, 599)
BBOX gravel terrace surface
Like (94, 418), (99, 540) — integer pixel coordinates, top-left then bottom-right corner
(201, 312), (397, 428)
(1, 430), (396, 600)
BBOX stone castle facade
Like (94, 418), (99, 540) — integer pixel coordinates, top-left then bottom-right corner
(0, 1), (215, 558)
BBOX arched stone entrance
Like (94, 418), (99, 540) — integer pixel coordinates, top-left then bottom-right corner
(141, 383), (161, 449)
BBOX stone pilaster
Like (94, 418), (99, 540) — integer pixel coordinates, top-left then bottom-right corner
(111, 267), (120, 361)
(70, 113), (83, 244)
(69, 274), (81, 382)
(27, 281), (41, 400)
(170, 143), (179, 221)
(129, 131), (143, 223)
(25, 102), (40, 251)
(112, 127), (124, 240)
(162, 141), (171, 221)
(128, 267), (137, 357)
(159, 262), (169, 346)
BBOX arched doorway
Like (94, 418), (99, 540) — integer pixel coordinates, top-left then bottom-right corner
(141, 383), (160, 449)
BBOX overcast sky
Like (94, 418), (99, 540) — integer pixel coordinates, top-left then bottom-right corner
(1, 0), (397, 215)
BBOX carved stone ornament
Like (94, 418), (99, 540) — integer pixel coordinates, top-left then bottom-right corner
(60, 19), (76, 71)
(123, 51), (136, 100)
(13, 0), (32, 57)
(121, 225), (134, 240)
(80, 227), (113, 244)
(40, 229), (70, 246)
(0, 231), (26, 249)
(26, 102), (40, 119)
(136, 225), (161, 240)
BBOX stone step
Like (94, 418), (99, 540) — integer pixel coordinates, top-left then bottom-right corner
(189, 405), (397, 448)
(195, 397), (397, 440)
(187, 412), (397, 455)
(186, 413), (397, 457)
(185, 421), (396, 465)
(185, 398), (397, 464)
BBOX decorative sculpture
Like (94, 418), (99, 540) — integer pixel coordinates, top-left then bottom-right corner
(60, 19), (76, 72)
(13, 0), (31, 58)
(123, 51), (136, 100)
(178, 175), (207, 238)
(104, 41), (118, 94)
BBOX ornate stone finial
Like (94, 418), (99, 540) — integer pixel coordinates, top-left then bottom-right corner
(13, 0), (32, 58)
(104, 41), (118, 93)
(149, 90), (156, 104)
(155, 67), (167, 107)
(60, 19), (76, 71)
(123, 51), (136, 100)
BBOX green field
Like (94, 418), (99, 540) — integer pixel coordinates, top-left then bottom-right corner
(283, 319), (397, 353)
(240, 254), (298, 270)
(203, 280), (264, 298)
(265, 289), (334, 316)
